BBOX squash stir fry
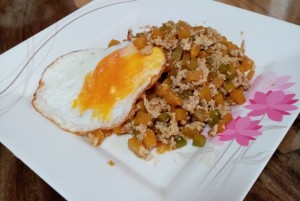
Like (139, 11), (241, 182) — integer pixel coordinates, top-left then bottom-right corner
(91, 20), (254, 160)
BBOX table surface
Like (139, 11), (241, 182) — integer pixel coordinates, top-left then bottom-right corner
(0, 0), (299, 200)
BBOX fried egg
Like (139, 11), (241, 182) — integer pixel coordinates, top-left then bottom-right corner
(32, 43), (165, 134)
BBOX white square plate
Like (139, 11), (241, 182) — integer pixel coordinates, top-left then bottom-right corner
(1, 0), (299, 200)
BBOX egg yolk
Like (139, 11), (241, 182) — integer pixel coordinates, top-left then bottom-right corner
(72, 45), (165, 120)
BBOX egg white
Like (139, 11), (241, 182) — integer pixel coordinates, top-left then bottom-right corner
(32, 43), (165, 133)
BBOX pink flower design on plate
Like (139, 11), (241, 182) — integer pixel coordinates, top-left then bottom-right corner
(218, 116), (262, 146)
(250, 71), (295, 91)
(245, 90), (298, 121)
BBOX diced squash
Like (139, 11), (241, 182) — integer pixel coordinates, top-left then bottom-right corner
(213, 94), (225, 106)
(218, 64), (229, 74)
(213, 76), (224, 88)
(89, 130), (105, 146)
(209, 109), (221, 127)
(159, 24), (172, 34)
(177, 20), (191, 39)
(236, 62), (245, 73)
(158, 112), (170, 122)
(199, 86), (212, 101)
(225, 41), (238, 53)
(156, 142), (171, 154)
(207, 71), (218, 81)
(133, 36), (147, 49)
(181, 90), (193, 99)
(241, 57), (254, 72)
(155, 84), (169, 97)
(208, 72), (223, 88)
(188, 58), (198, 71)
(143, 129), (157, 147)
(247, 69), (255, 80)
(174, 108), (188, 121)
(185, 70), (203, 82)
(230, 89), (246, 104)
(108, 39), (120, 47)
(223, 113), (233, 125)
(151, 28), (164, 39)
(172, 46), (183, 61)
(223, 81), (235, 92)
(163, 89), (183, 106)
(220, 36), (227, 43)
(218, 64), (237, 80)
(134, 111), (152, 125)
(182, 52), (191, 68)
(217, 120), (226, 132)
(198, 51), (206, 59)
(193, 109), (207, 122)
(226, 65), (237, 80)
(128, 137), (144, 157)
(190, 45), (201, 59)
(182, 126), (198, 138)
(163, 78), (172, 86)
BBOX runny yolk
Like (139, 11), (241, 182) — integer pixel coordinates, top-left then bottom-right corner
(72, 45), (165, 120)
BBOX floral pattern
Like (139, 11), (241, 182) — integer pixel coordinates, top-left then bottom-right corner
(247, 71), (295, 95)
(245, 91), (298, 121)
(218, 71), (298, 146)
(218, 116), (262, 146)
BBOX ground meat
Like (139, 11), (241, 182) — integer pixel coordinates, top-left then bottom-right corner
(171, 70), (190, 91)
(208, 124), (218, 136)
(144, 97), (170, 118)
(183, 95), (199, 113)
(185, 121), (205, 132)
(133, 124), (147, 141)
(155, 113), (180, 144)
(180, 38), (192, 50)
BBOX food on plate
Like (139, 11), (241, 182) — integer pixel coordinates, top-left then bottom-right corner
(32, 44), (166, 133)
(103, 20), (254, 160)
(32, 20), (255, 160)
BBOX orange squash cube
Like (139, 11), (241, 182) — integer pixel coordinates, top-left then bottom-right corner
(199, 86), (212, 102)
(190, 45), (201, 59)
(213, 94), (225, 106)
(177, 20), (191, 39)
(174, 108), (188, 121)
(217, 120), (226, 132)
(128, 137), (145, 156)
(163, 89), (183, 106)
(151, 28), (164, 39)
(134, 111), (152, 125)
(247, 69), (255, 80)
(241, 57), (254, 72)
(133, 36), (147, 49)
(223, 113), (233, 125)
(143, 129), (157, 147)
(230, 89), (246, 104)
